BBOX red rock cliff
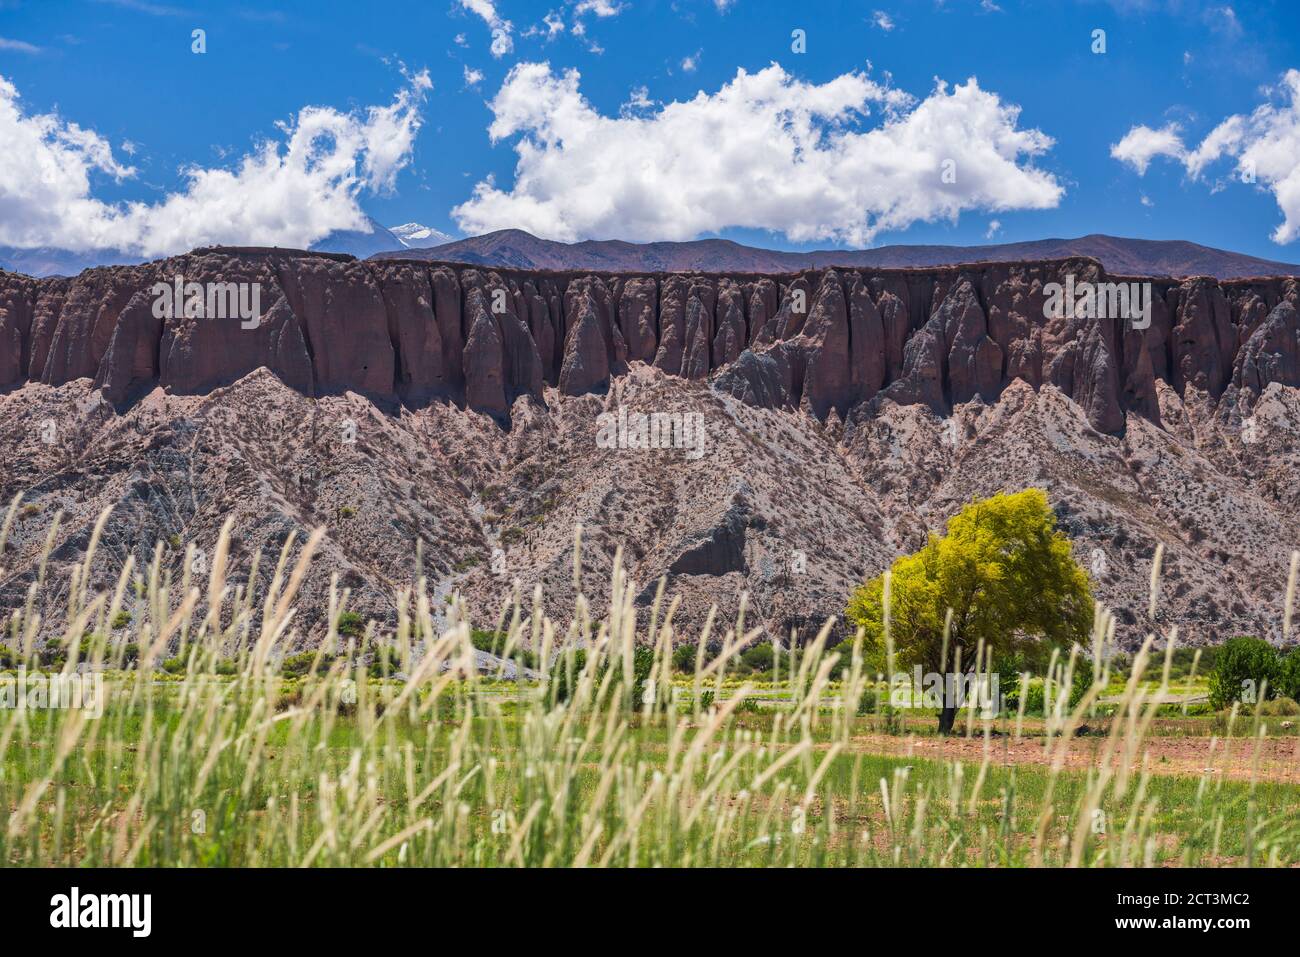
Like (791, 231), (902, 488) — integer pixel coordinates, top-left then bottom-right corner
(2, 248), (1298, 430)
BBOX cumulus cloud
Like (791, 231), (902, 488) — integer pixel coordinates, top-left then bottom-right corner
(459, 0), (513, 58)
(680, 50), (700, 73)
(451, 62), (1063, 246)
(0, 70), (430, 256)
(985, 219), (1001, 238)
(871, 11), (895, 31)
(1109, 123), (1185, 175)
(464, 65), (485, 87)
(1112, 70), (1300, 243)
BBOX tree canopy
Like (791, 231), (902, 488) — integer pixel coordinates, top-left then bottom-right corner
(846, 489), (1094, 727)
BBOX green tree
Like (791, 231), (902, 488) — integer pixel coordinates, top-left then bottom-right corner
(845, 489), (1094, 734)
(1277, 648), (1300, 702)
(1207, 636), (1279, 710)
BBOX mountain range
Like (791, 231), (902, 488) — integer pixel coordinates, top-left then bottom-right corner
(0, 216), (448, 278)
(378, 229), (1300, 280)
(4, 225), (1298, 281)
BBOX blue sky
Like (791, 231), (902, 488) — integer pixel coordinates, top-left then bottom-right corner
(1, 0), (1299, 259)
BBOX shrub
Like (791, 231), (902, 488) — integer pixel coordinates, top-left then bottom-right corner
(161, 656), (187, 675)
(38, 641), (67, 669)
(1167, 645), (1215, 681)
(1022, 680), (1046, 716)
(740, 642), (774, 672)
(470, 629), (538, 669)
(549, 646), (654, 707)
(631, 646), (655, 705)
(1068, 663), (1093, 710)
(111, 610), (132, 629)
(550, 649), (588, 703)
(1276, 648), (1300, 702)
(275, 684), (303, 712)
(1257, 696), (1300, 717)
(856, 689), (878, 715)
(281, 651), (336, 678)
(336, 611), (366, 639)
(1208, 636), (1280, 709)
(672, 642), (697, 673)
(368, 646), (403, 679)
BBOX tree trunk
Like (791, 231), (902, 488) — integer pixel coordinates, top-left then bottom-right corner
(937, 703), (957, 735)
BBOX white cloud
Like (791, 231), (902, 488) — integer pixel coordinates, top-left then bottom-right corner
(714, 0), (735, 11)
(871, 11), (894, 31)
(621, 86), (654, 115)
(0, 36), (43, 53)
(574, 0), (623, 16)
(464, 65), (485, 87)
(1109, 123), (1185, 175)
(0, 71), (431, 256)
(522, 11), (566, 39)
(92, 0), (186, 15)
(459, 0), (514, 58)
(680, 50), (700, 73)
(985, 219), (1001, 238)
(571, 0), (623, 44)
(1113, 70), (1300, 243)
(1205, 4), (1242, 38)
(452, 62), (1063, 246)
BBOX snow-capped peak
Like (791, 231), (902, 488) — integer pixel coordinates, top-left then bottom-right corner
(390, 223), (454, 248)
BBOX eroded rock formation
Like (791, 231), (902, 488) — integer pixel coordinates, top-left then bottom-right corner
(3, 248), (1299, 433)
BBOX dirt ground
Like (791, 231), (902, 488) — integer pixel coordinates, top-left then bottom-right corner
(846, 729), (1300, 783)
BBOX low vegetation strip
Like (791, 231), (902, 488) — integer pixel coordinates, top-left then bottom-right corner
(0, 496), (1297, 867)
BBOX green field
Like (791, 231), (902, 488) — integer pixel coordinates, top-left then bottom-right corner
(1, 508), (1298, 868)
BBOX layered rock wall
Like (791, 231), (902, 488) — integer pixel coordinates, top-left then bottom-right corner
(2, 248), (1298, 430)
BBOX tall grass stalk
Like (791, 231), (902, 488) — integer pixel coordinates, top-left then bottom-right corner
(0, 497), (1295, 867)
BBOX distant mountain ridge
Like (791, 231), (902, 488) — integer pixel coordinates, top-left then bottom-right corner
(0, 218), (451, 278)
(6, 226), (1298, 281)
(374, 229), (1300, 280)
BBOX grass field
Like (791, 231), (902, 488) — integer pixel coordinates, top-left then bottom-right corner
(1, 501), (1298, 867)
